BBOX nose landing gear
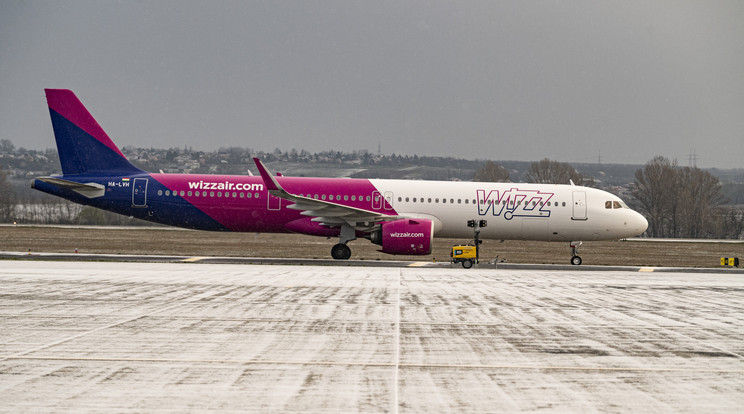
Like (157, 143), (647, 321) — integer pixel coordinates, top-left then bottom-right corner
(570, 241), (583, 265)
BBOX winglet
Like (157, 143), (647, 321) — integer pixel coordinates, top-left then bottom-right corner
(253, 158), (284, 193)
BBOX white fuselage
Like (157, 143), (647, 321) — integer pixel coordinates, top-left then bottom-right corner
(369, 180), (647, 242)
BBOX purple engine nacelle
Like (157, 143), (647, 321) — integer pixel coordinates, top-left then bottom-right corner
(369, 218), (434, 255)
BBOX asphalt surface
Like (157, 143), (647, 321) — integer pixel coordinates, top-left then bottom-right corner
(2, 250), (744, 274)
(1, 260), (743, 412)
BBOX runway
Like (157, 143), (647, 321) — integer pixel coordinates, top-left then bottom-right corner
(1, 260), (742, 412)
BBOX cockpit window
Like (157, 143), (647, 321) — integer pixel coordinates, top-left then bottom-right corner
(606, 200), (626, 209)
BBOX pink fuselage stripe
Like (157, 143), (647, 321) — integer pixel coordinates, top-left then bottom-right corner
(151, 174), (394, 232)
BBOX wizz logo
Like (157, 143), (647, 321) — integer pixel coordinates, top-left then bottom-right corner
(476, 188), (553, 220)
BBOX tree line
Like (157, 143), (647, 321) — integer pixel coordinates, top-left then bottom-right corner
(631, 156), (742, 239)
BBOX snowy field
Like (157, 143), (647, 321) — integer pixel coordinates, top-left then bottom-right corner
(0, 261), (742, 413)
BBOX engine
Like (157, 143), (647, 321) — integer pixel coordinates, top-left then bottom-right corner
(369, 218), (433, 255)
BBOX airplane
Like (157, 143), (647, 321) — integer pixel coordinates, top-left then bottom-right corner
(32, 89), (648, 265)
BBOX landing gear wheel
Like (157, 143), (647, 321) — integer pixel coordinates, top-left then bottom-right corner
(571, 256), (582, 266)
(461, 259), (474, 269)
(331, 243), (351, 260)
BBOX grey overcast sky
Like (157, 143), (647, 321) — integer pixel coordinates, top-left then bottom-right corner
(1, 1), (742, 168)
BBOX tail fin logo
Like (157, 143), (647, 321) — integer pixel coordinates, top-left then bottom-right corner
(45, 89), (143, 175)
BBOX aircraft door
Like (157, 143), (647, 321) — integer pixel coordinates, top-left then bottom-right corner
(372, 191), (383, 210)
(572, 191), (587, 220)
(132, 178), (148, 207)
(384, 191), (394, 210)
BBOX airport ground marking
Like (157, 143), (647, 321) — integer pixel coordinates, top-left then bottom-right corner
(392, 269), (402, 414)
(3, 355), (742, 374)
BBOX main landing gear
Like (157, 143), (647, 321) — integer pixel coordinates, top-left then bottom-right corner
(570, 241), (583, 265)
(331, 243), (351, 260)
(331, 224), (356, 260)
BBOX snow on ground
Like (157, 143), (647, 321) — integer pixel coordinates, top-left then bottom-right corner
(0, 261), (742, 413)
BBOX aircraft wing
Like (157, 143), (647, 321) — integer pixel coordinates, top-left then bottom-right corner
(34, 176), (105, 198)
(253, 158), (396, 230)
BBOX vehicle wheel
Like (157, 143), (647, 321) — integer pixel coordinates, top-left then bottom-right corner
(331, 243), (351, 260)
(571, 256), (582, 266)
(461, 259), (473, 269)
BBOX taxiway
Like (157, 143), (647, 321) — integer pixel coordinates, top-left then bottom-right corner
(0, 260), (742, 412)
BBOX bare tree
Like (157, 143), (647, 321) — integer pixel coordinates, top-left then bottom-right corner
(473, 161), (510, 182)
(677, 167), (728, 238)
(524, 158), (593, 186)
(632, 156), (729, 238)
(0, 165), (16, 222)
(631, 157), (679, 237)
(717, 207), (744, 240)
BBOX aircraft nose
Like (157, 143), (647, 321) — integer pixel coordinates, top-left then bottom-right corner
(630, 211), (648, 235)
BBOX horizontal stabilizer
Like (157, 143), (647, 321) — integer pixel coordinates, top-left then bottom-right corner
(34, 176), (105, 198)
